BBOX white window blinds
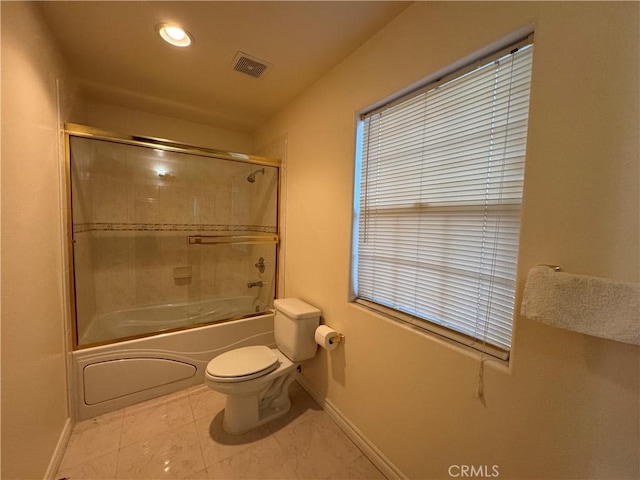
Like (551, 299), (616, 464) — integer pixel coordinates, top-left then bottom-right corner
(353, 39), (533, 358)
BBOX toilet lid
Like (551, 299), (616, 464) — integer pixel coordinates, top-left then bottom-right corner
(207, 346), (279, 381)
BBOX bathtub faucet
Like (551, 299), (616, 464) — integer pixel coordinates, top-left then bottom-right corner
(247, 281), (264, 288)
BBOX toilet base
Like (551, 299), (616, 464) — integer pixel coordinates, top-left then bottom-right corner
(222, 369), (297, 434)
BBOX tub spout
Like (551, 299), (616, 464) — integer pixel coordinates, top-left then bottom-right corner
(247, 281), (264, 288)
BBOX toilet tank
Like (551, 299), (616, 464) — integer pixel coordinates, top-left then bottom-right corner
(274, 298), (321, 362)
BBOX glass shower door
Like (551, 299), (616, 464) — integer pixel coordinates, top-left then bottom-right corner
(69, 133), (279, 347)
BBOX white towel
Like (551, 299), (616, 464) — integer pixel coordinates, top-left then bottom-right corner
(521, 266), (640, 345)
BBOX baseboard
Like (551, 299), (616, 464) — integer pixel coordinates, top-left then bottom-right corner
(44, 417), (72, 480)
(296, 375), (407, 480)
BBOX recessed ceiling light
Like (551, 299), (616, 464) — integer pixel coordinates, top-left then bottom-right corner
(156, 23), (193, 48)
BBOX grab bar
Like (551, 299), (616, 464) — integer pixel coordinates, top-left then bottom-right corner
(188, 234), (279, 245)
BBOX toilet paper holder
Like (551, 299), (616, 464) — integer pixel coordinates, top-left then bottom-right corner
(315, 325), (345, 351)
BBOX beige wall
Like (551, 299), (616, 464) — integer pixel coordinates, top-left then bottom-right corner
(85, 101), (253, 154)
(1, 2), (83, 478)
(255, 2), (639, 479)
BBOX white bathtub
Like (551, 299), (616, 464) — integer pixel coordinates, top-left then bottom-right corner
(79, 295), (259, 345)
(73, 304), (275, 420)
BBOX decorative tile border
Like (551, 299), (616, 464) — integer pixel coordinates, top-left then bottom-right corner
(73, 223), (277, 234)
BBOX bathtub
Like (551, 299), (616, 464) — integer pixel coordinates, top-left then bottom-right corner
(79, 295), (260, 345)
(73, 300), (275, 421)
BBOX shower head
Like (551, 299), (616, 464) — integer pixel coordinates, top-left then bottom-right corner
(247, 168), (265, 183)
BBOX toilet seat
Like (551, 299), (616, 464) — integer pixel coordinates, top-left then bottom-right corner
(206, 346), (280, 383)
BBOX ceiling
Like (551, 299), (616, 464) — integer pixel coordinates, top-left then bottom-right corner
(39, 1), (411, 133)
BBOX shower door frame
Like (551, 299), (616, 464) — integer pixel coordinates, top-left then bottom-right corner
(63, 123), (282, 350)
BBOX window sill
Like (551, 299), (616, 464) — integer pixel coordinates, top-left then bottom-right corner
(349, 299), (511, 365)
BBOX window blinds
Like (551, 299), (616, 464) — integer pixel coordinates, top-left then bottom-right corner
(354, 40), (533, 358)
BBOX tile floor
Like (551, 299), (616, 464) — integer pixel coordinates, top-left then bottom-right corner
(56, 381), (385, 480)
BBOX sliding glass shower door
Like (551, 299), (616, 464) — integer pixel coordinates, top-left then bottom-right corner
(68, 131), (279, 347)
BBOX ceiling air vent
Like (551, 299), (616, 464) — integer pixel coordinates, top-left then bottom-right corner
(232, 52), (272, 79)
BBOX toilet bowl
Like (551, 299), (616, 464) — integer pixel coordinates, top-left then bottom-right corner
(205, 346), (297, 433)
(204, 298), (321, 434)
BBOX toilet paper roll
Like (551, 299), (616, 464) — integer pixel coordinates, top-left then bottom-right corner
(315, 325), (340, 351)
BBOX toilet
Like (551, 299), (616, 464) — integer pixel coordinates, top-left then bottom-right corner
(204, 298), (321, 434)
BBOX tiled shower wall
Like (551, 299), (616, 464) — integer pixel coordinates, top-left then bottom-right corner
(254, 135), (288, 298)
(70, 137), (278, 342)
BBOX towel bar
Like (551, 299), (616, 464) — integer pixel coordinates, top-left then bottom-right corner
(538, 264), (561, 272)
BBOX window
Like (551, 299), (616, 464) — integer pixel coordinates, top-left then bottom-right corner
(352, 37), (533, 360)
